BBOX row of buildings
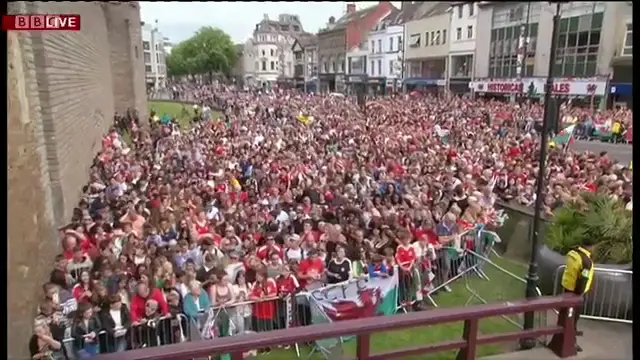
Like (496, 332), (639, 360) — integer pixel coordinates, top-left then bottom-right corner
(237, 1), (632, 106)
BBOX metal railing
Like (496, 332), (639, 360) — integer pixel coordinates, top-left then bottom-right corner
(553, 265), (633, 324)
(95, 295), (584, 360)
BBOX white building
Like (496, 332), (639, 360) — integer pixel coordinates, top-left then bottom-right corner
(142, 22), (167, 90)
(447, 2), (478, 93)
(243, 14), (307, 88)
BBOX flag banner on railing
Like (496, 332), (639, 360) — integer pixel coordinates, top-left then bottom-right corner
(308, 272), (399, 321)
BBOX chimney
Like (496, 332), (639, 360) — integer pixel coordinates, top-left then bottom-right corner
(329, 16), (336, 24)
(263, 13), (269, 21)
(347, 3), (356, 14)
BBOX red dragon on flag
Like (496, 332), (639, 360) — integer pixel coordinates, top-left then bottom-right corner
(322, 287), (382, 321)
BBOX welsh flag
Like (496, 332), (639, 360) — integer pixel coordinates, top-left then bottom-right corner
(312, 272), (399, 322)
(549, 124), (576, 149)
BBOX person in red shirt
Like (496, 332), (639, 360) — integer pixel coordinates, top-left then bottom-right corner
(249, 270), (278, 354)
(395, 231), (417, 306)
(129, 282), (169, 323)
(296, 249), (325, 290)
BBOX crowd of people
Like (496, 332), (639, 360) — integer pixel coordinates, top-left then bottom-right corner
(30, 84), (633, 359)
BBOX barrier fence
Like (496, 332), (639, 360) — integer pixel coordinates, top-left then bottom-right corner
(56, 226), (554, 359)
(553, 265), (633, 324)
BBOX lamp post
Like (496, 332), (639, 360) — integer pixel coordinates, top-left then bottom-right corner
(520, 1), (562, 350)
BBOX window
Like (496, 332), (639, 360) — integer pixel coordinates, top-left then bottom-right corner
(331, 61), (336, 72)
(409, 33), (421, 47)
(270, 49), (274, 57)
(371, 40), (375, 53)
(389, 37), (393, 51)
(144, 52), (151, 63)
(378, 60), (382, 75)
(323, 62), (328, 73)
(435, 31), (441, 45)
(443, 29), (447, 45)
(371, 60), (375, 75)
(425, 32), (430, 46)
(339, 61), (344, 73)
(457, 5), (463, 19)
(430, 31), (435, 46)
(135, 46), (139, 59)
(389, 60), (394, 74)
(456, 27), (462, 40)
(156, 53), (160, 63)
(467, 25), (473, 39)
(145, 65), (152, 73)
(270, 61), (274, 70)
(508, 6), (524, 22)
(262, 61), (266, 71)
(262, 50), (266, 56)
(623, 23), (632, 56)
(378, 39), (382, 53)
(397, 36), (402, 50)
(469, 3), (474, 17)
(143, 41), (150, 50)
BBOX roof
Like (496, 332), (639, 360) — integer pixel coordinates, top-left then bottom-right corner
(319, 4), (380, 33)
(411, 1), (453, 21)
(291, 34), (318, 51)
(384, 2), (424, 26)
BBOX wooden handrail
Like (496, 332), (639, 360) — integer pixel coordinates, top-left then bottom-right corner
(97, 295), (581, 360)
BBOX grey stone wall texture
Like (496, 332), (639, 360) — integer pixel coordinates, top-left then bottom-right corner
(7, 2), (146, 358)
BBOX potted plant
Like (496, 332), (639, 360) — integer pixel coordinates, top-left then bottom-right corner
(537, 193), (632, 320)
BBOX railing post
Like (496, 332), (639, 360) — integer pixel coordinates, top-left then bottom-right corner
(356, 334), (371, 360)
(456, 318), (479, 360)
(548, 301), (578, 358)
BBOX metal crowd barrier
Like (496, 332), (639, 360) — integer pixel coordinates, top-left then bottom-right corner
(60, 314), (189, 358)
(553, 265), (633, 324)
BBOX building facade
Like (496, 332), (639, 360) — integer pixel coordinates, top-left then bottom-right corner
(318, 2), (395, 93)
(292, 35), (318, 92)
(447, 2), (478, 93)
(362, 8), (406, 93)
(403, 2), (451, 93)
(244, 13), (305, 88)
(163, 37), (173, 55)
(472, 2), (628, 102)
(608, 2), (632, 108)
(142, 22), (167, 90)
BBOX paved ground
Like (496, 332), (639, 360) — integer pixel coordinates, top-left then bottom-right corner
(480, 319), (632, 360)
(571, 140), (632, 164)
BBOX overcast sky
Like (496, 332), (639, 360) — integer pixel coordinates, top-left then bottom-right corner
(140, 2), (401, 44)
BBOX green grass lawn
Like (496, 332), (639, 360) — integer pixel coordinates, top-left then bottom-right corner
(257, 255), (539, 360)
(148, 100), (222, 130)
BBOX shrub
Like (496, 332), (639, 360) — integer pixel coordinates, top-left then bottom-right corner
(545, 192), (632, 264)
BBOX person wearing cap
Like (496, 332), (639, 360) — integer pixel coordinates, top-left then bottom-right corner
(561, 238), (596, 352)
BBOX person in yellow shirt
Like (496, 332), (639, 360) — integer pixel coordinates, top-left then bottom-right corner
(560, 238), (596, 352)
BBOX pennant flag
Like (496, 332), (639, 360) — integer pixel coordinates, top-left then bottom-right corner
(550, 124), (576, 147)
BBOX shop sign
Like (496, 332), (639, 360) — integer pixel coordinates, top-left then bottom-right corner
(470, 78), (606, 96)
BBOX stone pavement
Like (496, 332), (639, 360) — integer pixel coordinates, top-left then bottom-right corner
(480, 319), (632, 360)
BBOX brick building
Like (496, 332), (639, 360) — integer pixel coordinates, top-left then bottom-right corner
(317, 2), (395, 93)
(7, 2), (146, 358)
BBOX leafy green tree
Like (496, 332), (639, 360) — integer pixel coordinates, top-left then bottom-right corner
(166, 26), (236, 78)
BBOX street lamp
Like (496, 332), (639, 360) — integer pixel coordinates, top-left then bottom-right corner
(520, 1), (562, 350)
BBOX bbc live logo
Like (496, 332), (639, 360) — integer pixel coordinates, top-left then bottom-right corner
(2, 14), (81, 31)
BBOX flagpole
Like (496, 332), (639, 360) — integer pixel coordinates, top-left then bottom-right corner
(520, 1), (562, 350)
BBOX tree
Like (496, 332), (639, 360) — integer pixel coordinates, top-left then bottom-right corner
(166, 26), (237, 78)
(545, 193), (632, 264)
